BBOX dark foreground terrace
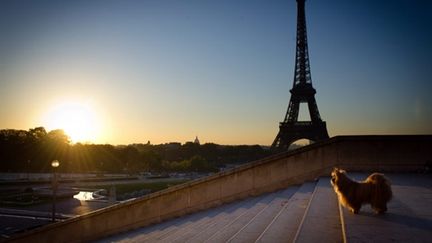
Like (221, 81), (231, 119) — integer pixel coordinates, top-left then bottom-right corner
(97, 173), (432, 242)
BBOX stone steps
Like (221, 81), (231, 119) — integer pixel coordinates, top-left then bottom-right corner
(293, 177), (343, 243)
(96, 182), (319, 242)
(96, 173), (432, 243)
(161, 191), (274, 242)
(185, 187), (299, 243)
(145, 194), (268, 242)
(255, 181), (316, 243)
(205, 187), (302, 243)
(224, 186), (299, 243)
(95, 180), (330, 243)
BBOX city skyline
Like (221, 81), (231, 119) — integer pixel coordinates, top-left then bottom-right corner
(1, 0), (431, 145)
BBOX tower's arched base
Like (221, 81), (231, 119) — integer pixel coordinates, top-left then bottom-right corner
(271, 121), (329, 151)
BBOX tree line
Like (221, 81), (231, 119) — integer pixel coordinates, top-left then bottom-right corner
(0, 127), (271, 173)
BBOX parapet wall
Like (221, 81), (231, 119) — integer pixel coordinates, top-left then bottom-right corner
(9, 135), (432, 243)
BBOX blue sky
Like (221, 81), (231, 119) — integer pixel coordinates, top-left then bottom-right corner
(0, 0), (431, 145)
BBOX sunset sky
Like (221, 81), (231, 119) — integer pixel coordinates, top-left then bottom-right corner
(1, 0), (431, 145)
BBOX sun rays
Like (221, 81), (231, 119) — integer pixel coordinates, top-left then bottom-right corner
(43, 101), (102, 143)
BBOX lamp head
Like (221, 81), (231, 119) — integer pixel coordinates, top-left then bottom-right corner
(51, 160), (60, 168)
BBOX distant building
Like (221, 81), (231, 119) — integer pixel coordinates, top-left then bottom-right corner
(165, 142), (182, 149)
(194, 136), (200, 145)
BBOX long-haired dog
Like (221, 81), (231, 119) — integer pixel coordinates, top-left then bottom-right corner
(330, 168), (392, 214)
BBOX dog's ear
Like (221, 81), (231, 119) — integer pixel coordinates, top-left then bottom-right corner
(333, 167), (338, 172)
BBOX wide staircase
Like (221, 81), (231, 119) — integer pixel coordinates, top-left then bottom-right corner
(96, 173), (432, 242)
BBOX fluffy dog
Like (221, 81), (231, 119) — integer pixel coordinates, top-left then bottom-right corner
(330, 168), (392, 214)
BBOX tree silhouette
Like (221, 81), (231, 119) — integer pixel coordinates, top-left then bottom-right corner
(0, 127), (271, 173)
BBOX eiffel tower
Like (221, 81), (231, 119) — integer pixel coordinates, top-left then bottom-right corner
(271, 0), (329, 151)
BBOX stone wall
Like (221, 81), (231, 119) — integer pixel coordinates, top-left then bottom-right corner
(9, 135), (432, 243)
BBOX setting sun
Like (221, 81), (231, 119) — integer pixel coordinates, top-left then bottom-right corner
(43, 101), (101, 143)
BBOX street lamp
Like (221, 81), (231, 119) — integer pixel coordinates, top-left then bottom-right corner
(27, 160), (31, 181)
(51, 160), (60, 222)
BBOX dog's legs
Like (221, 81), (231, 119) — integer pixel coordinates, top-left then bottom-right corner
(349, 207), (360, 214)
(351, 204), (361, 214)
(372, 203), (387, 214)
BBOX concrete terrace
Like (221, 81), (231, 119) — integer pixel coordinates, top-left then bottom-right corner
(96, 174), (432, 243)
(7, 135), (432, 243)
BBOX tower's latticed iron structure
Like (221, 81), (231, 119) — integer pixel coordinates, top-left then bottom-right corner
(271, 0), (329, 151)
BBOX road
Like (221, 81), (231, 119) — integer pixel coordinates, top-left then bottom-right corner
(0, 198), (112, 240)
(0, 176), (191, 239)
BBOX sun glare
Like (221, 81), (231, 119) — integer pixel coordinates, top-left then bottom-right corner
(44, 101), (101, 143)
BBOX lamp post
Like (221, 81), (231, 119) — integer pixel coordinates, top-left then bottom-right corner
(27, 160), (31, 181)
(51, 160), (60, 222)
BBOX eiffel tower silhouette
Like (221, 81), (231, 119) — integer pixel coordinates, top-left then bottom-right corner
(271, 0), (329, 151)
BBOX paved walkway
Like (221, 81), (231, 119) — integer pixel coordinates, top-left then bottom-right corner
(342, 173), (432, 243)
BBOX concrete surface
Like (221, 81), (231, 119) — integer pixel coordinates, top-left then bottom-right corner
(341, 174), (432, 243)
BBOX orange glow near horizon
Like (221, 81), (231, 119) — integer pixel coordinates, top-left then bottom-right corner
(42, 101), (103, 143)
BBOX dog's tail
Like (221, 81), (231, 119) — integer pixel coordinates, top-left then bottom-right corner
(368, 173), (393, 202)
